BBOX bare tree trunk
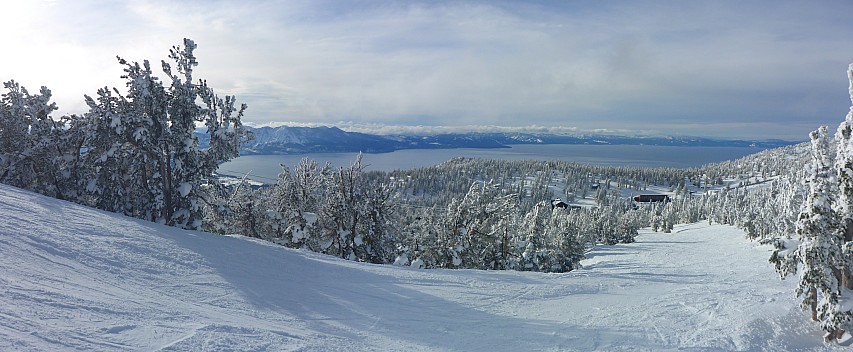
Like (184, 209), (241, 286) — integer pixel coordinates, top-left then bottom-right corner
(162, 144), (173, 224)
(845, 219), (853, 289)
(809, 286), (818, 321)
(502, 228), (509, 269)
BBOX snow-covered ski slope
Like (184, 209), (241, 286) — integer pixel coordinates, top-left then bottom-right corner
(0, 183), (843, 351)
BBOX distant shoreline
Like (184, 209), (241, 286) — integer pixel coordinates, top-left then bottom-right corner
(210, 125), (801, 156)
(219, 144), (776, 182)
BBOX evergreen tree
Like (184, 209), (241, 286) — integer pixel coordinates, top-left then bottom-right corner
(79, 38), (252, 229)
(795, 126), (846, 337)
(163, 39), (253, 229)
(546, 209), (586, 272)
(442, 181), (518, 269)
(829, 63), (853, 338)
(835, 63), (853, 287)
(0, 81), (80, 199)
(313, 154), (398, 263)
(268, 158), (330, 248)
(517, 201), (551, 271)
(401, 207), (451, 269)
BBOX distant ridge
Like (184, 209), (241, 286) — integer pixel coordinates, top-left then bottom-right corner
(198, 125), (799, 155)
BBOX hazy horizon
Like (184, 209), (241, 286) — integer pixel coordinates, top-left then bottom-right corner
(242, 121), (808, 141)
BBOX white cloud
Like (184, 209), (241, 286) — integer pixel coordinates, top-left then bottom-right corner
(1, 0), (852, 139)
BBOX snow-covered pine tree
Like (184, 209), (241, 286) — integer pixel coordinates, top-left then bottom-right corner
(766, 177), (808, 280)
(318, 153), (397, 263)
(161, 39), (253, 229)
(264, 159), (329, 247)
(79, 87), (129, 214)
(452, 181), (519, 270)
(0, 81), (79, 199)
(314, 156), (360, 260)
(517, 201), (551, 271)
(432, 181), (518, 269)
(357, 180), (399, 264)
(488, 191), (520, 270)
(545, 209), (586, 272)
(82, 62), (172, 219)
(615, 204), (642, 244)
(0, 82), (29, 184)
(399, 206), (450, 269)
(834, 63), (853, 287)
(660, 201), (676, 234)
(78, 39), (251, 229)
(779, 175), (806, 238)
(795, 126), (846, 337)
(829, 63), (853, 339)
(229, 184), (265, 238)
(594, 204), (622, 243)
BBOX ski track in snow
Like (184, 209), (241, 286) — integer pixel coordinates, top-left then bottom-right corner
(0, 183), (844, 351)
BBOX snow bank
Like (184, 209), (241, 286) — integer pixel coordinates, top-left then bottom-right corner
(0, 184), (843, 351)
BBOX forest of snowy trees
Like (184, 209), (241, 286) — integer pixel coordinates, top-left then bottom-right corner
(3, 40), (853, 342)
(208, 152), (725, 272)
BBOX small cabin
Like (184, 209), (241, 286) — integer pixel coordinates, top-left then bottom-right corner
(632, 194), (671, 203)
(550, 199), (582, 210)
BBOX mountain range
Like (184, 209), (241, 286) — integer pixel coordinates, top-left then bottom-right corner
(199, 126), (800, 155)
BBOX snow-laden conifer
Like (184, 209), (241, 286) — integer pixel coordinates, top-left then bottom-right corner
(834, 63), (853, 288)
(517, 201), (551, 271)
(828, 63), (853, 338)
(77, 39), (252, 229)
(266, 158), (330, 247)
(795, 126), (845, 336)
(545, 209), (587, 272)
(443, 180), (519, 269)
(0, 81), (79, 199)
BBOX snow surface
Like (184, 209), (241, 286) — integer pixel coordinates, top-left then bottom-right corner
(0, 183), (845, 351)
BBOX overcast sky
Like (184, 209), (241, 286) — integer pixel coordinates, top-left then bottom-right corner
(3, 0), (853, 140)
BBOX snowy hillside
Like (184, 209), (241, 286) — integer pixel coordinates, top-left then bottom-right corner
(0, 183), (843, 351)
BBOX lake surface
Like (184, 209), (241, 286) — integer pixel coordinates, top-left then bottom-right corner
(217, 144), (770, 183)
